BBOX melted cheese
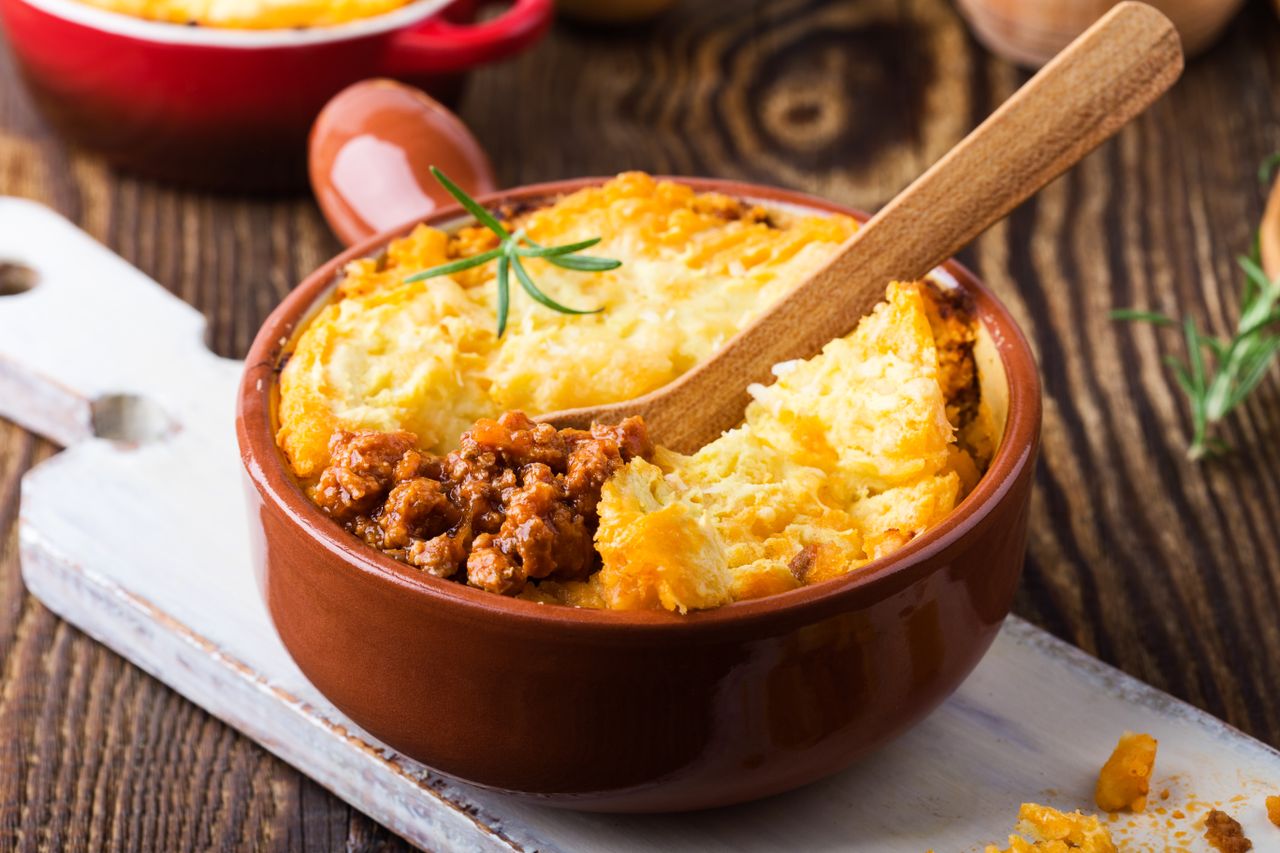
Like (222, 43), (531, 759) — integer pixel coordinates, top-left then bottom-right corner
(76, 0), (412, 28)
(278, 173), (857, 477)
(280, 173), (994, 612)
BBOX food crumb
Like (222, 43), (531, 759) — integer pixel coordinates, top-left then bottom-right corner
(1096, 731), (1158, 813)
(1204, 809), (1252, 853)
(1161, 789), (1171, 800)
(984, 803), (1116, 852)
(1267, 795), (1280, 828)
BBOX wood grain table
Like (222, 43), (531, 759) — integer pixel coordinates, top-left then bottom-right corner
(2, 1), (1280, 849)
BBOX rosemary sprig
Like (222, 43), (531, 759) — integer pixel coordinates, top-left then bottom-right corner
(404, 167), (619, 336)
(1260, 152), (1280, 186)
(1112, 252), (1280, 460)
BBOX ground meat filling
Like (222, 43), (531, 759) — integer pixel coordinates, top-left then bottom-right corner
(1203, 809), (1252, 853)
(921, 278), (980, 433)
(310, 412), (653, 596)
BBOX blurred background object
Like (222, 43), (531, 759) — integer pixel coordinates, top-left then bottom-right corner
(310, 79), (496, 245)
(555, 0), (677, 26)
(0, 0), (550, 192)
(1262, 165), (1280, 283)
(955, 0), (1243, 67)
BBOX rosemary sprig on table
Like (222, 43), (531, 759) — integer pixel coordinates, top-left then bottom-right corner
(1261, 152), (1280, 185)
(1112, 251), (1280, 461)
(404, 167), (619, 337)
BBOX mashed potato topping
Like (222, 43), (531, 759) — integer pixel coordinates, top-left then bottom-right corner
(281, 173), (999, 610)
(76, 0), (413, 28)
(279, 173), (857, 478)
(531, 281), (983, 611)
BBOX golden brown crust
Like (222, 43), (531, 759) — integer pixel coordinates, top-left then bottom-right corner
(280, 175), (996, 611)
(297, 278), (992, 611)
(567, 280), (974, 612)
(276, 172), (858, 478)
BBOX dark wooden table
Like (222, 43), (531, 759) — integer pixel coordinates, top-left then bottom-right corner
(3, 1), (1280, 849)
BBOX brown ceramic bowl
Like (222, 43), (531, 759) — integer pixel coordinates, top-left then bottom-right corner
(236, 177), (1042, 812)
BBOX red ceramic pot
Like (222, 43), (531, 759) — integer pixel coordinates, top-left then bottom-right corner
(0, 0), (551, 191)
(237, 177), (1043, 812)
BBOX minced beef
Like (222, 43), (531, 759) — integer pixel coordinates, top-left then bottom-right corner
(310, 411), (653, 596)
(1204, 810), (1252, 853)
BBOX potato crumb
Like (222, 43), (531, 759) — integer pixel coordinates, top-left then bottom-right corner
(1203, 809), (1252, 852)
(1266, 795), (1280, 828)
(984, 803), (1117, 853)
(1095, 731), (1158, 812)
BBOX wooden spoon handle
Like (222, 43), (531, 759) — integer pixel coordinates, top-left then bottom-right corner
(844, 1), (1182, 294)
(595, 1), (1183, 453)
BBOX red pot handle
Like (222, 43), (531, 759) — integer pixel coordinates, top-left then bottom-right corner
(383, 0), (554, 77)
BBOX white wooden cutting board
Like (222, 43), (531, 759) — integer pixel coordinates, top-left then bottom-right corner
(3, 197), (1279, 853)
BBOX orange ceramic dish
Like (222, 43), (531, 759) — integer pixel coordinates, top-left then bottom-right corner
(236, 177), (1042, 811)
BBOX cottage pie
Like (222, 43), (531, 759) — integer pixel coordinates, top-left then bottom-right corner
(277, 173), (1005, 611)
(75, 0), (413, 28)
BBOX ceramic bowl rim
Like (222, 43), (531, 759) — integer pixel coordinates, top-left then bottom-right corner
(237, 176), (1042, 636)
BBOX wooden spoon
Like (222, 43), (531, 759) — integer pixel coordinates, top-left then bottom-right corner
(541, 1), (1183, 454)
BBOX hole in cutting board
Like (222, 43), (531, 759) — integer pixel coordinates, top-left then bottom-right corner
(90, 394), (175, 444)
(0, 261), (38, 296)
